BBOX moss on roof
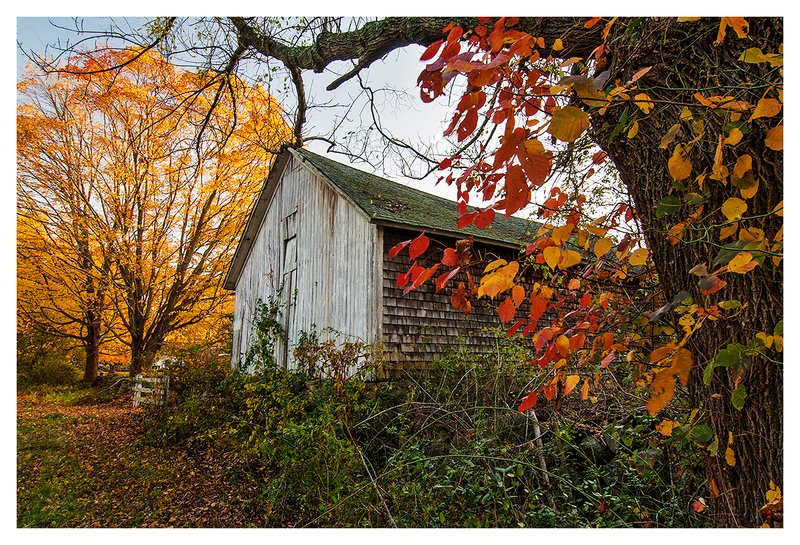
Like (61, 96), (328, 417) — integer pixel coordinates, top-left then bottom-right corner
(295, 148), (537, 246)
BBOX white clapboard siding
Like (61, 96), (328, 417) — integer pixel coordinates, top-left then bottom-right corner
(232, 154), (378, 372)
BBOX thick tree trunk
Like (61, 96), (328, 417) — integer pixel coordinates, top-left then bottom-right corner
(592, 18), (782, 526)
(82, 310), (100, 383)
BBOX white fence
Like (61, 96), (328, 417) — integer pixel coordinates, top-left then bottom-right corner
(132, 374), (170, 407)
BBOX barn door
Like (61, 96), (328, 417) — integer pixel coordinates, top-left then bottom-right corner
(280, 209), (298, 369)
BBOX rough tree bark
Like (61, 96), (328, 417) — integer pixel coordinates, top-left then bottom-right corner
(587, 18), (783, 527)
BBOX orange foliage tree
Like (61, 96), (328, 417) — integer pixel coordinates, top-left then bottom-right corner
(17, 49), (291, 378)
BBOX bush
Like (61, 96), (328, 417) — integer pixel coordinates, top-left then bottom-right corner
(141, 330), (706, 527)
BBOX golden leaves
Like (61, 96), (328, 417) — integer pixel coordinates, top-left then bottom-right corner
(633, 93), (654, 114)
(668, 144), (692, 181)
(727, 252), (758, 274)
(628, 248), (649, 267)
(477, 260), (519, 298)
(647, 347), (693, 415)
(765, 125), (783, 150)
(547, 105), (590, 142)
(594, 237), (613, 258)
(750, 98), (782, 121)
(721, 197), (747, 221)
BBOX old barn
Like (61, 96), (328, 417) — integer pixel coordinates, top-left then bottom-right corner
(223, 147), (537, 373)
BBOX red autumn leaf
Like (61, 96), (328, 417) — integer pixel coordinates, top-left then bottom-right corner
(517, 390), (539, 412)
(474, 208), (496, 228)
(420, 40), (444, 61)
(507, 318), (526, 337)
(458, 212), (476, 228)
(504, 165), (530, 215)
(529, 295), (548, 323)
(601, 351), (615, 368)
(408, 233), (430, 260)
(457, 108), (479, 142)
(396, 270), (411, 288)
(699, 275), (727, 295)
(404, 263), (439, 295)
(388, 239), (411, 258)
(435, 266), (461, 292)
(498, 296), (516, 323)
(543, 382), (558, 401)
(441, 248), (458, 267)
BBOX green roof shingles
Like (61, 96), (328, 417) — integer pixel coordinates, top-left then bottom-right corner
(295, 148), (536, 247)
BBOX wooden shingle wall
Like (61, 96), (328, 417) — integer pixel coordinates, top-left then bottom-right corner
(380, 228), (534, 369)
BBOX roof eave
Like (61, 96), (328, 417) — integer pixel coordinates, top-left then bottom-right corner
(222, 150), (291, 291)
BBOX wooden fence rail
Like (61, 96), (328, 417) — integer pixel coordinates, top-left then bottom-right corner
(132, 374), (169, 407)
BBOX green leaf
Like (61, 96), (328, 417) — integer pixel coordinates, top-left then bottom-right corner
(703, 361), (715, 385)
(774, 320), (783, 336)
(708, 434), (719, 456)
(656, 195), (682, 217)
(689, 424), (713, 443)
(715, 344), (744, 367)
(731, 384), (747, 410)
(719, 300), (742, 310)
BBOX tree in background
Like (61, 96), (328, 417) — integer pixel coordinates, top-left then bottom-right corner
(18, 48), (291, 377)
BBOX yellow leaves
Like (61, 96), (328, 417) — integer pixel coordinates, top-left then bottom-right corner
(633, 93), (654, 114)
(740, 47), (783, 67)
(628, 248), (649, 267)
(543, 246), (561, 270)
(725, 432), (736, 467)
(627, 120), (639, 139)
(756, 331), (774, 349)
(740, 178), (759, 200)
(765, 481), (782, 504)
(750, 98), (782, 121)
(721, 197), (747, 221)
(551, 225), (573, 246)
(668, 143), (692, 181)
(716, 17), (749, 44)
(656, 419), (680, 437)
(646, 347), (693, 415)
(594, 237), (613, 258)
(724, 128), (743, 146)
(478, 260), (519, 298)
(548, 105), (590, 142)
(556, 335), (570, 357)
(732, 154), (752, 179)
(552, 38), (564, 51)
(765, 125), (783, 150)
(563, 374), (581, 396)
(559, 249), (582, 270)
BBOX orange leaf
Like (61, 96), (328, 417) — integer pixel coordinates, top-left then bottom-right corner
(556, 335), (570, 358)
(750, 98), (782, 121)
(581, 379), (590, 400)
(672, 348), (692, 386)
(404, 263), (439, 295)
(512, 284), (525, 307)
(567, 278), (581, 290)
(498, 296), (516, 323)
(765, 125), (783, 150)
(647, 368), (676, 415)
(441, 248), (458, 267)
(478, 261), (519, 298)
(564, 375), (581, 396)
(388, 239), (411, 258)
(504, 165), (531, 215)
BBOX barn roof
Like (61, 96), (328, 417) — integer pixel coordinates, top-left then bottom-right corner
(294, 148), (537, 246)
(224, 147), (539, 290)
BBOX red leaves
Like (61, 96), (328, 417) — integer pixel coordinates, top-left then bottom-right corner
(473, 208), (495, 228)
(517, 390), (539, 412)
(409, 233), (430, 260)
(420, 40), (444, 61)
(404, 264), (439, 295)
(498, 296), (516, 323)
(441, 248), (458, 267)
(504, 165), (530, 216)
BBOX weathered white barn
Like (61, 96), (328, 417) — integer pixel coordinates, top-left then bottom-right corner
(223, 147), (535, 373)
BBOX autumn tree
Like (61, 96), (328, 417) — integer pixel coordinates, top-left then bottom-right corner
(28, 16), (782, 526)
(18, 49), (291, 376)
